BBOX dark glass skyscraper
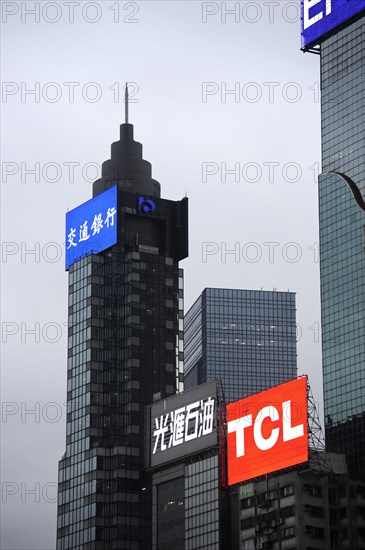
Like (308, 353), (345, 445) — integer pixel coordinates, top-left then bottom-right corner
(320, 16), (365, 196)
(145, 381), (226, 550)
(317, 13), (365, 478)
(184, 288), (297, 403)
(57, 116), (188, 548)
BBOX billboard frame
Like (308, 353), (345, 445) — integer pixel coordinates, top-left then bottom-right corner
(145, 380), (220, 470)
(226, 377), (309, 486)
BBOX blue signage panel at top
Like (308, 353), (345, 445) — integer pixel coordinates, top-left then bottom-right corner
(65, 185), (118, 270)
(301, 0), (365, 48)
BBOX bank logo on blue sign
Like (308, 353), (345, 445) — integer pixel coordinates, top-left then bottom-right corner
(138, 196), (156, 213)
(301, 0), (365, 48)
(65, 185), (118, 270)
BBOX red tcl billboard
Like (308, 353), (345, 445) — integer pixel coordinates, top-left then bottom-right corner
(226, 377), (308, 485)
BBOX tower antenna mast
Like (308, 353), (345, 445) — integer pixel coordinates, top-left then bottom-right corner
(125, 82), (129, 124)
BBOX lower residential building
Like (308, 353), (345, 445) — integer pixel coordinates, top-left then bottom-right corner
(234, 454), (365, 550)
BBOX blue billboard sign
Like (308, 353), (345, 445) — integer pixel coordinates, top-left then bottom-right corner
(301, 0), (365, 49)
(65, 185), (118, 270)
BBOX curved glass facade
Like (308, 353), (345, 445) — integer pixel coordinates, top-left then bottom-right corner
(319, 174), (365, 476)
(319, 12), (365, 479)
(321, 17), (365, 200)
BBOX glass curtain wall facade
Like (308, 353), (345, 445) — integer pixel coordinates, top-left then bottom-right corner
(151, 452), (223, 550)
(57, 122), (188, 549)
(156, 476), (185, 550)
(319, 14), (365, 479)
(147, 380), (227, 549)
(185, 454), (221, 549)
(321, 17), (365, 197)
(184, 288), (297, 403)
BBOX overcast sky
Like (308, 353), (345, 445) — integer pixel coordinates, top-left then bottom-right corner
(1, 1), (322, 548)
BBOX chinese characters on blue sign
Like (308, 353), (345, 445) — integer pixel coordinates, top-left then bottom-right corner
(301, 0), (365, 49)
(65, 185), (118, 270)
(152, 396), (215, 455)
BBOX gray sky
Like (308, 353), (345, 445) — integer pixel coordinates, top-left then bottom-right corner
(1, 1), (322, 548)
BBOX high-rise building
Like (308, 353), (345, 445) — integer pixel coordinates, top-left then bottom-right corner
(145, 380), (228, 550)
(57, 106), (188, 549)
(184, 288), (297, 403)
(301, 2), (365, 478)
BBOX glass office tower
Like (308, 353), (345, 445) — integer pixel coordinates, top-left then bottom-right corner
(57, 121), (188, 549)
(318, 14), (365, 479)
(184, 288), (297, 403)
(146, 381), (227, 550)
(321, 16), (365, 197)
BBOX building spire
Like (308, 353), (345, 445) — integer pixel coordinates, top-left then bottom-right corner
(92, 81), (161, 198)
(125, 82), (129, 124)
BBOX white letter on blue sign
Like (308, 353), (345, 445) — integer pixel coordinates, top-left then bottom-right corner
(303, 0), (323, 29)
